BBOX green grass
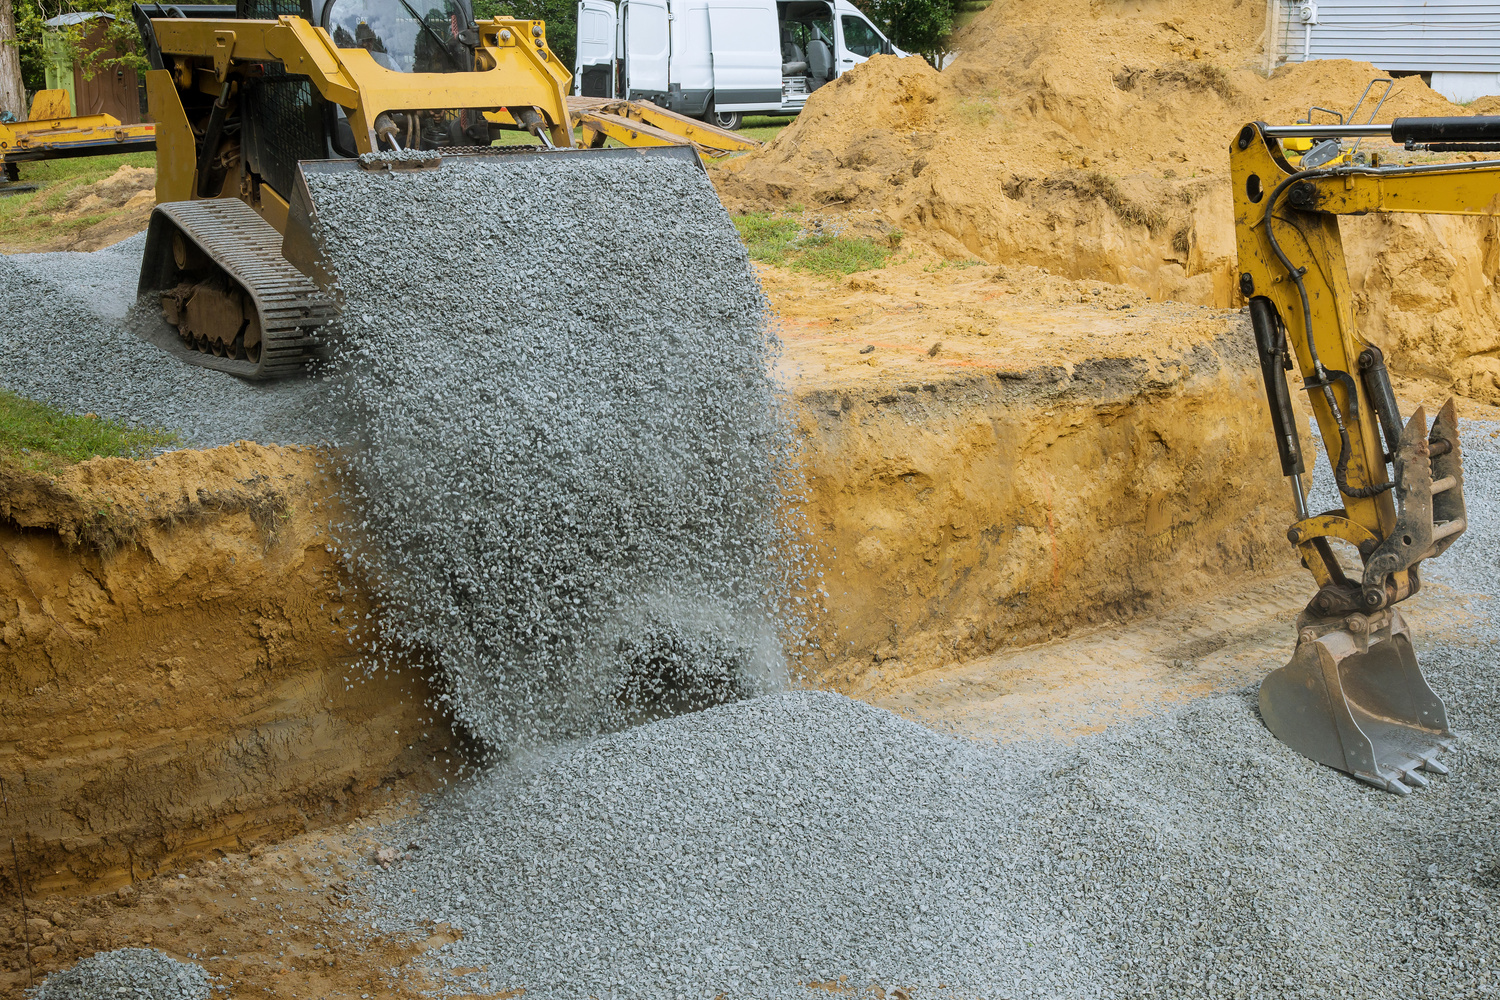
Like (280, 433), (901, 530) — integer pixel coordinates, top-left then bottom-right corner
(0, 389), (180, 475)
(922, 258), (983, 272)
(732, 210), (896, 277)
(0, 151), (156, 249)
(739, 115), (794, 143)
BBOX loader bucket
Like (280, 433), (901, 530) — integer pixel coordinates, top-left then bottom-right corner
(1259, 609), (1454, 793)
(281, 144), (707, 295)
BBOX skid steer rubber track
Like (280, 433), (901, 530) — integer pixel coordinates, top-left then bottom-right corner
(138, 198), (335, 380)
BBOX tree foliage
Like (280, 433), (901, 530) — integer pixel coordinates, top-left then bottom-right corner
(852, 0), (956, 68)
(472, 0), (575, 73)
(10, 0), (574, 103)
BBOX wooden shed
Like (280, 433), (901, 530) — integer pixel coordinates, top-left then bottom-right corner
(41, 12), (144, 123)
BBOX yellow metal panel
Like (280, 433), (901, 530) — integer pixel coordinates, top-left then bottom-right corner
(151, 14), (575, 149)
(577, 112), (680, 149)
(250, 181), (290, 234)
(146, 68), (198, 204)
(28, 90), (72, 121)
(1299, 165), (1500, 217)
(571, 97), (759, 155)
(1230, 130), (1394, 540)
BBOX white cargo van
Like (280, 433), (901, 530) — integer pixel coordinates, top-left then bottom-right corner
(575, 0), (904, 129)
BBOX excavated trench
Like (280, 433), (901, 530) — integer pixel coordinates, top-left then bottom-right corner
(0, 293), (1294, 897)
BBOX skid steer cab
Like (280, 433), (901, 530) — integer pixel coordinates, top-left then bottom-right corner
(128, 0), (702, 378)
(1229, 114), (1500, 794)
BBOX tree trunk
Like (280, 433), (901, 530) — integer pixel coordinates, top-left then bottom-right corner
(0, 0), (27, 120)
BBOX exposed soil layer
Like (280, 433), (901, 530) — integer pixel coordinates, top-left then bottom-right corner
(714, 0), (1500, 403)
(780, 261), (1297, 687)
(0, 443), (457, 898)
(0, 804), (456, 998)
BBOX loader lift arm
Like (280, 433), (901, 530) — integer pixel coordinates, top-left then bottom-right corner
(1230, 117), (1495, 793)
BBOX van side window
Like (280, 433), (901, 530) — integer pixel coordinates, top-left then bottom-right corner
(841, 16), (882, 58)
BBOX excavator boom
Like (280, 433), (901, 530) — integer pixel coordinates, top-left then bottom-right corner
(1230, 117), (1492, 792)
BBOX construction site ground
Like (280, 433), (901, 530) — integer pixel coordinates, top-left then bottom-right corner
(2, 202), (1497, 994)
(5, 0), (1500, 994)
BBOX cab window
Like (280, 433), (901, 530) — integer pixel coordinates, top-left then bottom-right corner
(841, 15), (882, 57)
(326, 0), (468, 72)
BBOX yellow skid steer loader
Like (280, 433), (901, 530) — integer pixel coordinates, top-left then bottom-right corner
(129, 0), (736, 378)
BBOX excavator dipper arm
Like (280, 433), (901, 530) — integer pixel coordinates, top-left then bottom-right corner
(1229, 119), (1493, 792)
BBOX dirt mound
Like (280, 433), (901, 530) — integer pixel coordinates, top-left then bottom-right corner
(55, 164), (155, 216)
(3, 165), (156, 254)
(715, 0), (1500, 402)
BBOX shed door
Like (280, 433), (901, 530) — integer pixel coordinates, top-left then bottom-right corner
(624, 0), (670, 97)
(707, 1), (780, 108)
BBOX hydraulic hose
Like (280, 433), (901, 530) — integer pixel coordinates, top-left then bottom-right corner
(1262, 154), (1500, 498)
(1261, 165), (1392, 500)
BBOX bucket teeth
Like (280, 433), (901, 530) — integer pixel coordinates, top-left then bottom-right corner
(1259, 609), (1454, 795)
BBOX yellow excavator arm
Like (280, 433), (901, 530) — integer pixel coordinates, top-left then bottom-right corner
(1229, 117), (1495, 793)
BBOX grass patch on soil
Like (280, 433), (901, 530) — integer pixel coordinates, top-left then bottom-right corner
(1040, 169), (1167, 232)
(0, 390), (180, 475)
(740, 115), (794, 143)
(732, 211), (895, 276)
(0, 152), (156, 251)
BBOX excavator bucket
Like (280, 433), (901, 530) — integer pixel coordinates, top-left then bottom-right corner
(1259, 608), (1455, 793)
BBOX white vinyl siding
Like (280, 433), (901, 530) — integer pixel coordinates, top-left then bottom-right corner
(1276, 1), (1500, 72)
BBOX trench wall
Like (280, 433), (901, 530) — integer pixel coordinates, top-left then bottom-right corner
(0, 328), (1296, 892)
(0, 444), (454, 896)
(800, 322), (1297, 695)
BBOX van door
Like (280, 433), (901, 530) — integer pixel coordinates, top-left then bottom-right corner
(575, 0), (618, 97)
(623, 0), (671, 103)
(836, 11), (885, 73)
(706, 0), (781, 110)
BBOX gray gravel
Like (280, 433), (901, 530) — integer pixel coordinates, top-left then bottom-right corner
(27, 948), (210, 1000)
(306, 152), (808, 750)
(354, 423), (1499, 998)
(0, 233), (325, 447)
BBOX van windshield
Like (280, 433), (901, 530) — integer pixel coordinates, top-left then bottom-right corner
(325, 0), (469, 72)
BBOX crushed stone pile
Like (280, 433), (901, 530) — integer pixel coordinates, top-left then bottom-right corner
(0, 234), (326, 447)
(361, 420), (1499, 998)
(28, 948), (211, 1000)
(714, 0), (1500, 403)
(304, 152), (807, 749)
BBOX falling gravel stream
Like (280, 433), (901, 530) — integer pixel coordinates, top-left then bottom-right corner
(306, 152), (806, 749)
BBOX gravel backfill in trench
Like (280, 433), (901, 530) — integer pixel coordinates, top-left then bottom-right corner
(306, 152), (808, 751)
(358, 427), (1500, 999)
(28, 947), (211, 1000)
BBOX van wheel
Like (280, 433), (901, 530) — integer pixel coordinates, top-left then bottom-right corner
(708, 109), (743, 131)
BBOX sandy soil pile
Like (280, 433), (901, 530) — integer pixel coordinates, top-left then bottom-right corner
(4, 165), (157, 254)
(715, 0), (1500, 402)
